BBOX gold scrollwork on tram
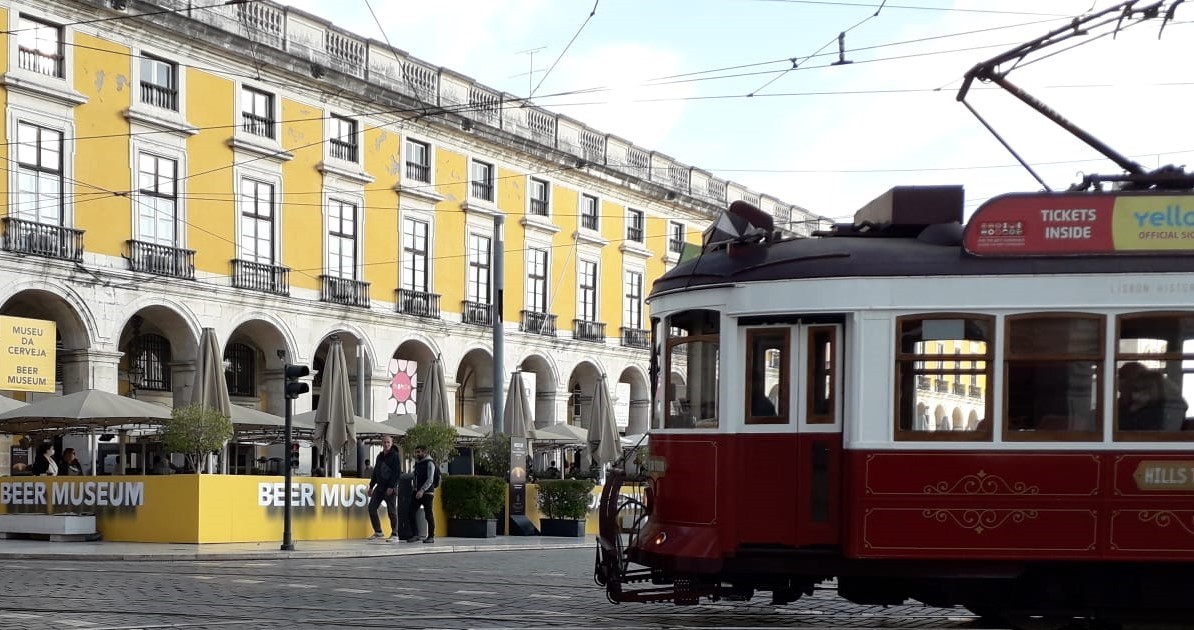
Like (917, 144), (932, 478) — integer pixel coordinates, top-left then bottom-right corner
(923, 470), (1041, 495)
(922, 508), (1040, 534)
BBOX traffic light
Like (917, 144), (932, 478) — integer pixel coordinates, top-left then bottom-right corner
(284, 364), (310, 400)
(289, 442), (300, 469)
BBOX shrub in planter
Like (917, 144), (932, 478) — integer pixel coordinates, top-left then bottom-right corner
(441, 475), (507, 538)
(537, 478), (595, 537)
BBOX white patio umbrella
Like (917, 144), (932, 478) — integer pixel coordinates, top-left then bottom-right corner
(314, 337), (356, 476)
(190, 327), (232, 472)
(478, 401), (492, 428)
(0, 396), (26, 415)
(505, 372), (535, 440)
(416, 357), (450, 425)
(0, 389), (171, 433)
(586, 375), (622, 476)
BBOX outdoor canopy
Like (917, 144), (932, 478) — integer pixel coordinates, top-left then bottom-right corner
(0, 389), (172, 434)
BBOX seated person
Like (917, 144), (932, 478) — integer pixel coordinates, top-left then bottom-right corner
(1122, 369), (1189, 431)
(150, 455), (174, 475)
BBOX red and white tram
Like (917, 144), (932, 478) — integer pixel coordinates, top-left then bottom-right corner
(596, 187), (1194, 628)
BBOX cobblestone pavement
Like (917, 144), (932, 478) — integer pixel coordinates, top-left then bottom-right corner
(0, 546), (1095, 629)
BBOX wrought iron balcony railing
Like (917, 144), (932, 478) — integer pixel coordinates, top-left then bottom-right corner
(140, 81), (177, 111)
(2, 218), (83, 262)
(520, 310), (557, 337)
(581, 213), (598, 230)
(969, 385), (983, 399)
(231, 259), (289, 295)
(573, 319), (606, 343)
(529, 198), (548, 216)
(471, 180), (494, 202)
(320, 275), (370, 307)
(620, 327), (649, 349)
(934, 379), (949, 394)
(405, 161), (430, 183)
(396, 288), (441, 319)
(917, 375), (931, 391)
(462, 300), (494, 327)
(952, 382), (966, 396)
(18, 46), (61, 77)
(241, 112), (274, 138)
(329, 138), (358, 162)
(126, 240), (195, 279)
(625, 225), (643, 243)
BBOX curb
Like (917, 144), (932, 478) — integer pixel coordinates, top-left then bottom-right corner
(0, 541), (593, 562)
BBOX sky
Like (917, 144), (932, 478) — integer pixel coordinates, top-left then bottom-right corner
(279, 0), (1194, 222)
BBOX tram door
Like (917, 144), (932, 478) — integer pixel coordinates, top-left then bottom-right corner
(794, 324), (843, 547)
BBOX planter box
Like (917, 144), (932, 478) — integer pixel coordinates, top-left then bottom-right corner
(540, 518), (586, 537)
(447, 517), (497, 538)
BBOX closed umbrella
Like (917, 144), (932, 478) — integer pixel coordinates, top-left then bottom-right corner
(314, 338), (356, 473)
(478, 402), (492, 428)
(586, 376), (621, 470)
(505, 372), (535, 439)
(191, 328), (232, 472)
(416, 357), (450, 425)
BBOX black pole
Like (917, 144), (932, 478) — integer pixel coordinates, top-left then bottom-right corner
(281, 396), (295, 551)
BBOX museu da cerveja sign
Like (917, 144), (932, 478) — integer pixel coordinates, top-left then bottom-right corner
(1, 315), (56, 393)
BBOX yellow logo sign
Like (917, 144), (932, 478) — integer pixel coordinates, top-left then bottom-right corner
(1133, 461), (1194, 491)
(0, 315), (56, 393)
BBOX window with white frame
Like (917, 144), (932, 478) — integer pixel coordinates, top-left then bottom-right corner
(238, 179), (274, 263)
(529, 178), (549, 216)
(241, 86), (275, 139)
(470, 159), (494, 202)
(626, 208), (644, 243)
(327, 199), (357, 279)
(329, 115), (358, 162)
(580, 194), (599, 230)
(467, 233), (492, 304)
(578, 259), (598, 322)
(624, 270), (643, 329)
(137, 153), (178, 246)
(405, 139), (431, 183)
(668, 221), (686, 254)
(17, 16), (62, 78)
(402, 217), (429, 293)
(15, 122), (63, 225)
(526, 247), (548, 313)
(139, 54), (177, 111)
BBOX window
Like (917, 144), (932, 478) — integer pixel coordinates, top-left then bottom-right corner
(405, 139), (430, 183)
(132, 333), (171, 392)
(529, 178), (549, 216)
(807, 326), (837, 425)
(241, 87), (275, 138)
(624, 270), (643, 329)
(578, 260), (597, 322)
(401, 217), (429, 293)
(665, 310), (720, 429)
(239, 179), (274, 263)
(580, 194), (599, 230)
(329, 115), (358, 162)
(139, 54), (177, 111)
(137, 154), (178, 246)
(1005, 314), (1103, 439)
(327, 199), (357, 279)
(15, 122), (63, 225)
(470, 159), (494, 202)
(1115, 313), (1194, 437)
(895, 315), (992, 440)
(626, 208), (644, 243)
(467, 233), (491, 304)
(745, 328), (788, 425)
(526, 247), (548, 313)
(17, 17), (62, 78)
(668, 221), (686, 254)
(223, 342), (256, 397)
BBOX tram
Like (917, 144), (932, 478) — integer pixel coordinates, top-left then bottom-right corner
(595, 187), (1194, 629)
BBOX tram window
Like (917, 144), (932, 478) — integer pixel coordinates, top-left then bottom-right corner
(807, 326), (837, 425)
(745, 328), (788, 425)
(1114, 314), (1194, 438)
(895, 315), (992, 441)
(1005, 315), (1103, 440)
(665, 310), (720, 429)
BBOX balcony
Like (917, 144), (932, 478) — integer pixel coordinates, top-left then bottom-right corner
(140, 81), (177, 111)
(396, 288), (441, 319)
(241, 112), (274, 138)
(2, 218), (83, 262)
(952, 382), (966, 396)
(329, 138), (357, 162)
(529, 198), (548, 216)
(520, 310), (557, 337)
(625, 225), (643, 243)
(621, 327), (649, 349)
(462, 301), (494, 327)
(580, 213), (598, 231)
(573, 319), (606, 343)
(934, 379), (948, 394)
(320, 275), (370, 308)
(969, 385), (983, 399)
(231, 259), (289, 296)
(917, 375), (931, 391)
(405, 161), (430, 183)
(668, 237), (686, 254)
(471, 181), (494, 202)
(18, 46), (61, 78)
(125, 240), (194, 279)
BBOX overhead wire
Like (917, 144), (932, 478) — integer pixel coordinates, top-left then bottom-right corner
(530, 0), (600, 98)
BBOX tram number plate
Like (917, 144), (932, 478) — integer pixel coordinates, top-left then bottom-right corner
(1133, 461), (1194, 491)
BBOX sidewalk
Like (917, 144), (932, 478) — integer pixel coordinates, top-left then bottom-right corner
(0, 535), (593, 561)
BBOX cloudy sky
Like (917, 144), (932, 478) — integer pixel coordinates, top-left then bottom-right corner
(280, 0), (1194, 221)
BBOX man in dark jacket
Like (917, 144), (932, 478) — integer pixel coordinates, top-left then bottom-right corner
(367, 435), (402, 542)
(406, 445), (436, 543)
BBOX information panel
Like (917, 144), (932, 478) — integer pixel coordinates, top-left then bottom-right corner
(1, 315), (56, 392)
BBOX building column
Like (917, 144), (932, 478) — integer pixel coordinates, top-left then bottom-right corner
(369, 375), (390, 421)
(260, 369), (285, 416)
(627, 398), (650, 435)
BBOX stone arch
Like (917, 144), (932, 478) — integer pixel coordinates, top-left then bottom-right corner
(967, 409), (980, 431)
(566, 360), (604, 428)
(115, 302), (201, 408)
(616, 364), (650, 435)
(225, 311), (299, 366)
(518, 353), (559, 428)
(916, 402), (929, 431)
(951, 407), (964, 431)
(455, 347), (494, 427)
(933, 404), (946, 431)
(226, 317), (295, 417)
(0, 287), (95, 395)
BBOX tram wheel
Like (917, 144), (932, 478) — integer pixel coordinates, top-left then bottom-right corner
(1002, 613), (1074, 630)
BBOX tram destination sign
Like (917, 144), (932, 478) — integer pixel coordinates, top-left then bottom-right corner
(1133, 461), (1194, 491)
(0, 316), (56, 393)
(964, 192), (1194, 256)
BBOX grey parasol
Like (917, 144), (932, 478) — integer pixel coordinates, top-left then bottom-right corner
(0, 389), (171, 434)
(298, 409), (390, 439)
(504, 372), (535, 439)
(313, 338), (356, 457)
(586, 375), (621, 468)
(190, 327), (232, 417)
(0, 396), (27, 415)
(416, 357), (450, 425)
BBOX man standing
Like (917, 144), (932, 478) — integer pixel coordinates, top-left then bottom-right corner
(367, 435), (402, 542)
(406, 445), (436, 544)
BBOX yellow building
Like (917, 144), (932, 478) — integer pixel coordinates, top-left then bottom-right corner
(0, 0), (820, 474)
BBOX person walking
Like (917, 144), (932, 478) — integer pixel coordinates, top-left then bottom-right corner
(406, 445), (436, 544)
(366, 435), (402, 542)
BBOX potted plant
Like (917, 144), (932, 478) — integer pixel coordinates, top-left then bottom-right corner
(441, 475), (507, 538)
(536, 478), (595, 537)
(160, 404), (233, 473)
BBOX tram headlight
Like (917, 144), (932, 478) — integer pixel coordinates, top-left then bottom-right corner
(652, 531), (667, 546)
